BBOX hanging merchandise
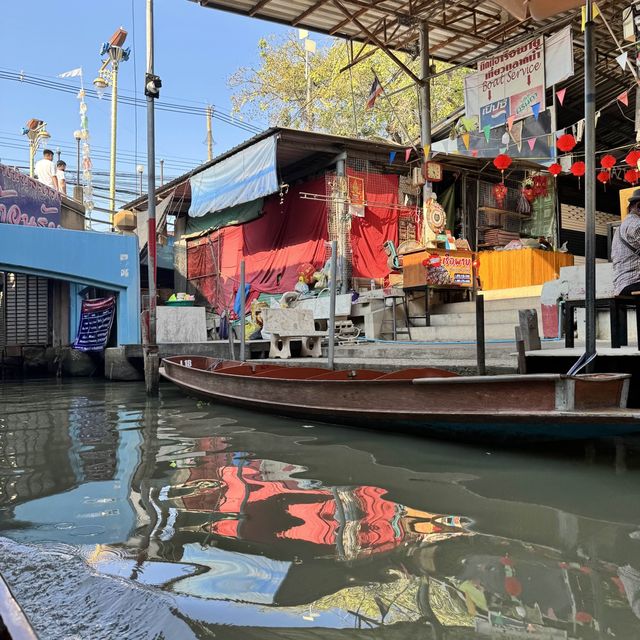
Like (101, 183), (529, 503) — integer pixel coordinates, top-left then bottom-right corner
(424, 197), (447, 234)
(600, 154), (616, 170)
(532, 174), (548, 198)
(492, 183), (508, 208)
(556, 133), (576, 152)
(522, 177), (535, 202)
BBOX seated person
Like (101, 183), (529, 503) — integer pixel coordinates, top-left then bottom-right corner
(612, 189), (640, 296)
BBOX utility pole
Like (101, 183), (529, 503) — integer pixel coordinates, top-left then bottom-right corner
(159, 159), (164, 186)
(299, 30), (315, 130)
(206, 105), (213, 161)
(143, 0), (162, 395)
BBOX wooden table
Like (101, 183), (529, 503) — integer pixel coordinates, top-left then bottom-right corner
(478, 248), (574, 291)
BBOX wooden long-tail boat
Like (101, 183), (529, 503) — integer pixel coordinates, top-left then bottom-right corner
(160, 356), (640, 441)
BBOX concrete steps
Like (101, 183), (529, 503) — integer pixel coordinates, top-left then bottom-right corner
(409, 323), (517, 341)
(428, 296), (541, 316)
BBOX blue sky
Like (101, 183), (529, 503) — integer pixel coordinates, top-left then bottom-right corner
(0, 0), (305, 211)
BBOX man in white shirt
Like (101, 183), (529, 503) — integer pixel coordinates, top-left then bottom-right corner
(56, 160), (67, 196)
(34, 149), (58, 190)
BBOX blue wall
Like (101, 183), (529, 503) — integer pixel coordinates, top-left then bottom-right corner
(0, 225), (140, 345)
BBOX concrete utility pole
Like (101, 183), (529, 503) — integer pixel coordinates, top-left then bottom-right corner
(143, 0), (161, 395)
(583, 0), (597, 371)
(206, 105), (213, 161)
(419, 21), (432, 203)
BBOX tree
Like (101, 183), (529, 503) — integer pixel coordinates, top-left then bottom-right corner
(228, 32), (469, 144)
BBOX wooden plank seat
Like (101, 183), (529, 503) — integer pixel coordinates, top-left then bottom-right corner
(563, 296), (640, 349)
(262, 308), (327, 359)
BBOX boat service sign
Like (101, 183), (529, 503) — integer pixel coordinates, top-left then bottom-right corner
(469, 36), (545, 130)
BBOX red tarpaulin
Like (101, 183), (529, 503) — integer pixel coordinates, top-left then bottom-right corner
(187, 178), (328, 313)
(349, 171), (399, 279)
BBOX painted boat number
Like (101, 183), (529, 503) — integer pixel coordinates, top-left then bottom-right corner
(179, 359), (193, 367)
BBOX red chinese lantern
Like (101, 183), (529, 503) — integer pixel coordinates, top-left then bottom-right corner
(597, 170), (610, 185)
(492, 182), (508, 207)
(548, 163), (562, 177)
(570, 161), (585, 177)
(557, 134), (576, 152)
(504, 576), (523, 597)
(626, 150), (640, 167)
(625, 169), (639, 184)
(493, 154), (512, 172)
(600, 154), (616, 170)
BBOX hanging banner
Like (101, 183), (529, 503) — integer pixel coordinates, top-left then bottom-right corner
(348, 175), (365, 218)
(544, 26), (574, 87)
(73, 297), (116, 352)
(0, 163), (61, 228)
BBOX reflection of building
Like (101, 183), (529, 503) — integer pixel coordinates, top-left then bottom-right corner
(0, 402), (76, 512)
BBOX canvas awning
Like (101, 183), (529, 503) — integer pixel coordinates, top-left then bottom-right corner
(189, 134), (279, 217)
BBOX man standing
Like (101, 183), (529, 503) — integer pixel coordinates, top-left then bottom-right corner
(34, 149), (58, 190)
(56, 160), (67, 196)
(612, 189), (640, 296)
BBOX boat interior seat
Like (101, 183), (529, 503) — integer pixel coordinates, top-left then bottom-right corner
(376, 368), (459, 380)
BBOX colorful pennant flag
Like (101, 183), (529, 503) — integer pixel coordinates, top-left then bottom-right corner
(483, 125), (491, 143)
(462, 133), (470, 150)
(618, 91), (629, 107)
(527, 138), (536, 152)
(532, 102), (541, 120)
(405, 148), (411, 162)
(423, 144), (431, 159)
(556, 88), (566, 106)
(389, 151), (396, 163)
(581, 2), (601, 31)
(507, 115), (515, 132)
(616, 51), (628, 70)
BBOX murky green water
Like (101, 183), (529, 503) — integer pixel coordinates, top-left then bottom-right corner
(1, 379), (640, 639)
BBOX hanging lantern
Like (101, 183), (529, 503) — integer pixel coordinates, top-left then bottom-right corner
(548, 163), (562, 177)
(493, 153), (512, 174)
(600, 154), (616, 170)
(597, 170), (610, 187)
(570, 161), (585, 177)
(625, 169), (639, 184)
(492, 182), (508, 207)
(557, 134), (576, 152)
(625, 150), (640, 167)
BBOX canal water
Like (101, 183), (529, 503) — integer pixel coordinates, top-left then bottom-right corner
(1, 379), (640, 639)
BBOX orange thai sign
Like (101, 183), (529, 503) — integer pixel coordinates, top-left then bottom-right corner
(348, 175), (365, 217)
(425, 250), (474, 287)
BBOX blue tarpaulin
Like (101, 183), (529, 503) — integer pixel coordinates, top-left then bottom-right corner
(189, 135), (278, 217)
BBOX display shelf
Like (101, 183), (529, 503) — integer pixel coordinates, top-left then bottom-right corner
(478, 206), (530, 219)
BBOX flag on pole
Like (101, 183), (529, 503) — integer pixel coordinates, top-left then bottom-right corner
(366, 76), (383, 110)
(58, 67), (83, 78)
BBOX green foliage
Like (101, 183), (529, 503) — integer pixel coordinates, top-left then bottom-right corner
(228, 32), (469, 143)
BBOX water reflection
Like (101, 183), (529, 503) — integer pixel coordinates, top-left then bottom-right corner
(0, 379), (639, 639)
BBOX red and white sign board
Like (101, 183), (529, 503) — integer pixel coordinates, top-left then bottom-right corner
(465, 35), (546, 130)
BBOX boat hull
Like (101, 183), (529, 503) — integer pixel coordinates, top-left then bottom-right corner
(160, 357), (640, 442)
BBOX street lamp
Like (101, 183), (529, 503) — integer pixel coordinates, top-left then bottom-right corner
(136, 164), (144, 196)
(93, 27), (130, 227)
(22, 119), (51, 178)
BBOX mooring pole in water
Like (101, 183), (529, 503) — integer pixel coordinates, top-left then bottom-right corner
(239, 260), (246, 362)
(476, 293), (486, 376)
(328, 240), (337, 369)
(143, 0), (160, 396)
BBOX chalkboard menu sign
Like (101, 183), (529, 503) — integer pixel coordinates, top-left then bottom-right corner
(73, 297), (116, 352)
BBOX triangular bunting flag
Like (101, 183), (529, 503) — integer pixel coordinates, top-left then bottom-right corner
(423, 144), (431, 159)
(471, 149), (479, 158)
(581, 3), (600, 31)
(483, 125), (491, 143)
(616, 51), (628, 70)
(556, 88), (566, 106)
(532, 102), (541, 120)
(507, 115), (515, 132)
(389, 151), (397, 163)
(527, 138), (536, 152)
(618, 91), (629, 107)
(462, 133), (470, 150)
(405, 148), (411, 162)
